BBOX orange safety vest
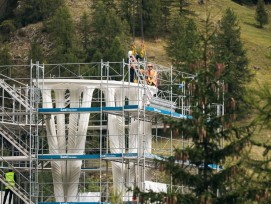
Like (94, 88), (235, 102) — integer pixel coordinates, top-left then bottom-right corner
(146, 69), (157, 86)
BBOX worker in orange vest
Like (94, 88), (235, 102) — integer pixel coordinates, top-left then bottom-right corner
(145, 63), (157, 86)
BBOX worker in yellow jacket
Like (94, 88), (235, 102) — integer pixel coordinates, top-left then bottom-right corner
(3, 169), (16, 204)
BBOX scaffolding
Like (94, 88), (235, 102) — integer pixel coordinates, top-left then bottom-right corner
(0, 60), (198, 203)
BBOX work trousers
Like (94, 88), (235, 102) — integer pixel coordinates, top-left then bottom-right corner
(3, 189), (13, 204)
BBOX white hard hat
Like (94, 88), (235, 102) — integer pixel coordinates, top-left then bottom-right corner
(128, 51), (133, 58)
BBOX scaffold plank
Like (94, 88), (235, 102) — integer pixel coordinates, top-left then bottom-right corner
(38, 105), (139, 114)
(124, 105), (138, 110)
(38, 154), (100, 160)
(39, 107), (103, 113)
(103, 153), (138, 158)
(145, 106), (192, 119)
(144, 153), (165, 161)
(37, 153), (138, 160)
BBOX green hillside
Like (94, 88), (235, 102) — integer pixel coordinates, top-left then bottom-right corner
(191, 0), (271, 84)
(192, 2), (271, 153)
(123, 0), (271, 85)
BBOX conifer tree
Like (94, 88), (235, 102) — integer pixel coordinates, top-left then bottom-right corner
(28, 39), (44, 63)
(91, 0), (116, 10)
(251, 84), (271, 128)
(161, 0), (194, 34)
(0, 45), (11, 65)
(79, 12), (91, 54)
(166, 17), (201, 72)
(142, 12), (256, 204)
(142, 0), (163, 39)
(213, 8), (252, 116)
(245, 84), (271, 203)
(90, 2), (129, 62)
(46, 6), (78, 63)
(92, 50), (102, 63)
(119, 0), (139, 36)
(171, 0), (193, 17)
(255, 0), (269, 28)
(0, 45), (12, 76)
(104, 37), (125, 62)
(161, 0), (172, 32)
(0, 20), (16, 42)
(0, 44), (12, 76)
(0, 0), (17, 21)
(15, 0), (64, 26)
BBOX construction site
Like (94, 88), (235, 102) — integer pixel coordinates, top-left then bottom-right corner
(0, 58), (207, 203)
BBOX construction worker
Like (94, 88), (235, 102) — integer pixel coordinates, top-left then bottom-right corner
(145, 63), (157, 86)
(128, 51), (137, 83)
(3, 169), (16, 204)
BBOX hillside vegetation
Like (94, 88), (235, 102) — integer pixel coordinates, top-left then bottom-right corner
(192, 0), (271, 84)
(65, 0), (271, 83)
(187, 0), (271, 147)
(135, 0), (270, 84)
(1, 1), (271, 202)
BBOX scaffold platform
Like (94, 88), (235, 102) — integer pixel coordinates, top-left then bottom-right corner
(38, 105), (191, 119)
(37, 153), (138, 160)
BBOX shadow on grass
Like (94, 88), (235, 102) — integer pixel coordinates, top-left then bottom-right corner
(243, 21), (263, 29)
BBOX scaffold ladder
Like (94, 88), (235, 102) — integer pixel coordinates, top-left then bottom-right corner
(0, 79), (32, 110)
(0, 127), (29, 157)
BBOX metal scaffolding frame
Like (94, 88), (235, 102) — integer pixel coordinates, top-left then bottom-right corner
(0, 60), (198, 203)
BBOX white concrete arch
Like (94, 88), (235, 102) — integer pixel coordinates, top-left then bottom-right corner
(39, 79), (157, 201)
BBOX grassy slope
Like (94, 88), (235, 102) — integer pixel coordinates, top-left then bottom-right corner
(191, 0), (271, 85)
(122, 1), (271, 85)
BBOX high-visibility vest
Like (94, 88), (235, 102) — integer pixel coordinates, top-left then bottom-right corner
(146, 69), (157, 86)
(5, 172), (15, 189)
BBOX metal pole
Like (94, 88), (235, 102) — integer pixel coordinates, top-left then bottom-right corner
(29, 60), (33, 203)
(100, 59), (103, 202)
(170, 66), (173, 193)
